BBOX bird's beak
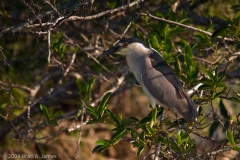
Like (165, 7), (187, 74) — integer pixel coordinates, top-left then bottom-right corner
(101, 45), (121, 56)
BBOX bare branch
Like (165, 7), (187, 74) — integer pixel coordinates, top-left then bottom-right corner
(140, 13), (235, 42)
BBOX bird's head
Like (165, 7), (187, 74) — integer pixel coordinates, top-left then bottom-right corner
(102, 38), (150, 56)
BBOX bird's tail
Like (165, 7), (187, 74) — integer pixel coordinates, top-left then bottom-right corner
(183, 93), (198, 122)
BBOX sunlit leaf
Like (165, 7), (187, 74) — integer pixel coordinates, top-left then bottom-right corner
(151, 107), (158, 124)
(106, 109), (120, 125)
(139, 131), (145, 143)
(40, 104), (50, 121)
(203, 68), (214, 81)
(95, 139), (110, 145)
(136, 145), (144, 157)
(135, 117), (151, 129)
(173, 55), (181, 75)
(226, 130), (236, 148)
(111, 127), (126, 141)
(97, 92), (112, 117)
(150, 35), (160, 49)
(86, 77), (96, 99)
(135, 29), (144, 41)
(92, 145), (110, 153)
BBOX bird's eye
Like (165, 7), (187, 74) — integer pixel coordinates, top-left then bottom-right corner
(123, 42), (128, 47)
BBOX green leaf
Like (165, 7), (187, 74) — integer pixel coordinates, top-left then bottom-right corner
(136, 145), (144, 157)
(88, 111), (99, 119)
(228, 97), (240, 103)
(195, 33), (208, 43)
(106, 1), (116, 9)
(212, 26), (229, 39)
(184, 43), (192, 57)
(145, 125), (155, 135)
(111, 125), (123, 131)
(209, 121), (219, 137)
(92, 145), (110, 153)
(231, 5), (240, 11)
(52, 32), (63, 45)
(134, 29), (144, 41)
(151, 108), (158, 124)
(135, 117), (151, 129)
(216, 75), (226, 84)
(77, 101), (82, 110)
(189, 66), (197, 77)
(95, 139), (110, 145)
(150, 35), (160, 50)
(219, 100), (230, 119)
(52, 111), (62, 117)
(214, 97), (220, 107)
(233, 24), (240, 37)
(130, 130), (137, 139)
(203, 68), (214, 81)
(139, 131), (145, 143)
(86, 105), (99, 119)
(180, 131), (189, 140)
(132, 141), (142, 148)
(173, 56), (181, 75)
(198, 84), (212, 90)
(226, 130), (236, 147)
(158, 20), (166, 33)
(121, 117), (139, 126)
(206, 24), (218, 31)
(40, 104), (50, 121)
(165, 38), (173, 53)
(86, 77), (96, 98)
(97, 92), (112, 117)
(234, 11), (240, 20)
(86, 105), (95, 112)
(176, 131), (181, 144)
(233, 146), (240, 151)
(169, 9), (176, 21)
(87, 120), (99, 124)
(111, 127), (126, 141)
(106, 109), (120, 125)
(213, 91), (225, 99)
(167, 28), (185, 37)
(49, 120), (58, 126)
(178, 17), (190, 24)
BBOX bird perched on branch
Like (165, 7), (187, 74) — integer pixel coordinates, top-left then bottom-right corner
(102, 38), (198, 123)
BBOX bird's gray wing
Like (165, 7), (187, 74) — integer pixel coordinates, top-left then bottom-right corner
(144, 50), (185, 99)
(141, 50), (197, 122)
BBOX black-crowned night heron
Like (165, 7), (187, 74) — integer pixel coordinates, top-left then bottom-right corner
(102, 38), (198, 123)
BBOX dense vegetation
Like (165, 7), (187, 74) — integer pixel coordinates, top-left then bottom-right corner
(0, 0), (240, 159)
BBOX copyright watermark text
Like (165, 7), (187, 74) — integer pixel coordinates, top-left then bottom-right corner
(2, 153), (57, 159)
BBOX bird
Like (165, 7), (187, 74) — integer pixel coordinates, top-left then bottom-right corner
(102, 38), (198, 123)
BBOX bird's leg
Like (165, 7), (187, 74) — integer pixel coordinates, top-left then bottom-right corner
(157, 105), (165, 128)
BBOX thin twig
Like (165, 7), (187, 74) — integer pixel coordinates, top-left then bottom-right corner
(154, 142), (160, 160)
(140, 13), (235, 42)
(74, 100), (86, 160)
(57, 53), (76, 85)
(47, 28), (51, 63)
